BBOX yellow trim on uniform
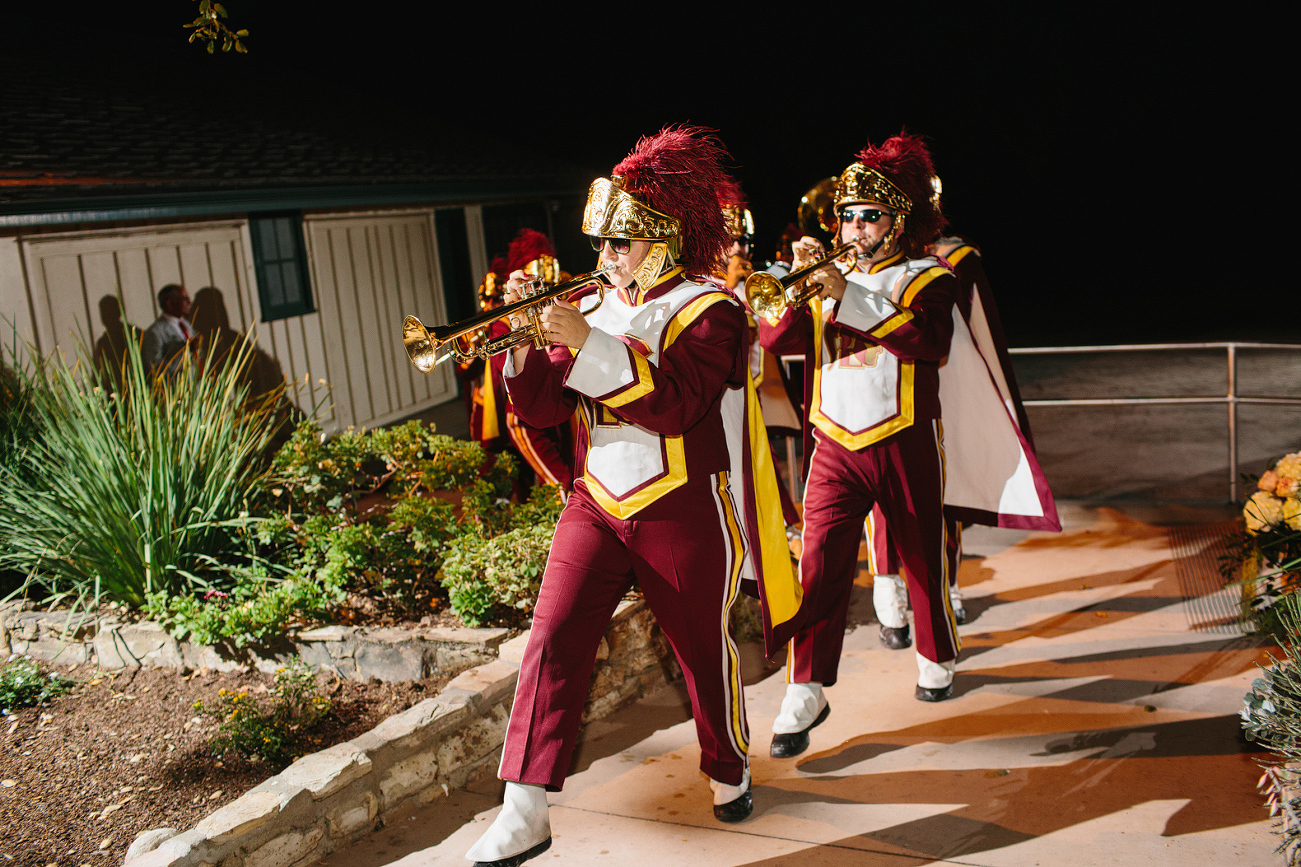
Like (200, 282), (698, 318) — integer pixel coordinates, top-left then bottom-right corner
(808, 296), (916, 450)
(578, 285), (734, 520)
(581, 425), (688, 519)
(902, 266), (951, 306)
(871, 309), (914, 338)
(944, 244), (977, 267)
(867, 250), (906, 273)
(602, 350), (654, 408)
(664, 291), (734, 349)
(746, 373), (801, 628)
(480, 372), (499, 441)
(632, 266), (684, 305)
(715, 472), (750, 754)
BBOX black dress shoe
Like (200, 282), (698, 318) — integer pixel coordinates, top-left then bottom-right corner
(769, 701), (831, 758)
(879, 623), (911, 650)
(713, 788), (753, 823)
(474, 837), (552, 867)
(914, 683), (953, 702)
(953, 606), (968, 626)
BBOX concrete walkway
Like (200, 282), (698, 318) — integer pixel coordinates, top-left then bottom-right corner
(318, 502), (1281, 866)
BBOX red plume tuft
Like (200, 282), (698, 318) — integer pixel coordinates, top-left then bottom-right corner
(717, 175), (746, 209)
(506, 229), (557, 274)
(612, 125), (732, 276)
(489, 255), (509, 280)
(855, 131), (947, 257)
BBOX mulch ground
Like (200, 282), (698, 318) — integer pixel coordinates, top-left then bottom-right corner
(0, 661), (449, 867)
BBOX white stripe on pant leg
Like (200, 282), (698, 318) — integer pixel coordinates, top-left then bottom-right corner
(710, 471), (749, 757)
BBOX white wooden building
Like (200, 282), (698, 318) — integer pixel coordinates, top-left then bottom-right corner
(0, 38), (591, 434)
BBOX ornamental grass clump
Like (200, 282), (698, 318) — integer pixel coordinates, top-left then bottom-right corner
(0, 332), (287, 609)
(1242, 591), (1301, 864)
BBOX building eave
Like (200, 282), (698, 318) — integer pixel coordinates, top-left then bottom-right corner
(0, 177), (585, 228)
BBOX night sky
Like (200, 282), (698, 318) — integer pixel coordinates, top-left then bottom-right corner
(9, 3), (1282, 347)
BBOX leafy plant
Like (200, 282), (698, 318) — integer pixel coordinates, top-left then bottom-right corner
(257, 419), (523, 619)
(0, 657), (75, 713)
(440, 523), (553, 627)
(145, 564), (345, 648)
(194, 659), (330, 769)
(1242, 591), (1301, 863)
(184, 0), (248, 54)
(0, 333), (286, 609)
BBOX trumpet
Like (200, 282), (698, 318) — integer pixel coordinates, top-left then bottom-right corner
(744, 243), (861, 324)
(403, 267), (611, 371)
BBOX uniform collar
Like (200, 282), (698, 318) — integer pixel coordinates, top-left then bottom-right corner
(863, 249), (906, 274)
(620, 266), (685, 305)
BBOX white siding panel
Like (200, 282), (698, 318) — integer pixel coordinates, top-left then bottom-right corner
(0, 237), (35, 361)
(147, 245), (183, 289)
(38, 254), (91, 361)
(177, 243), (212, 294)
(305, 210), (454, 432)
(114, 248), (156, 328)
(298, 312), (334, 425)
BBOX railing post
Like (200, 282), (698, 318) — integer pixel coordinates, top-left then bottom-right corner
(1227, 344), (1238, 502)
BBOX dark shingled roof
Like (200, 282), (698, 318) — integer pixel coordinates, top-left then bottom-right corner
(0, 26), (587, 224)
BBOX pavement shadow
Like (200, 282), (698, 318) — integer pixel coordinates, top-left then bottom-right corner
(747, 714), (1268, 864)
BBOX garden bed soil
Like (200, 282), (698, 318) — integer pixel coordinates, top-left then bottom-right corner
(0, 661), (448, 867)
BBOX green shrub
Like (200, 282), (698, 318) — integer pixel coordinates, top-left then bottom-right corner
(257, 419), (523, 619)
(194, 658), (330, 769)
(0, 333), (286, 609)
(145, 563), (346, 647)
(440, 523), (553, 627)
(0, 657), (75, 713)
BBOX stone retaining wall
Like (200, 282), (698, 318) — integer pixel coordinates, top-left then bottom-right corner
(120, 599), (680, 867)
(0, 602), (510, 683)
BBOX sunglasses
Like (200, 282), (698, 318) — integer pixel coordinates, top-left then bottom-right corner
(590, 236), (632, 254)
(839, 207), (893, 224)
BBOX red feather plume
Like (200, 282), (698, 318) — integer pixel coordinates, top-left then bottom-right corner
(855, 131), (947, 257)
(612, 125), (732, 276)
(506, 229), (557, 274)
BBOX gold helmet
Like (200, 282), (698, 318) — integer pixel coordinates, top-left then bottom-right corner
(582, 126), (732, 290)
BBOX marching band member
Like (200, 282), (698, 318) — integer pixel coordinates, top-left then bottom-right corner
(760, 132), (962, 760)
(871, 181), (1058, 648)
(719, 179), (802, 531)
(502, 229), (575, 492)
(466, 126), (802, 867)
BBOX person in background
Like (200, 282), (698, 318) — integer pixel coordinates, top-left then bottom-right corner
(142, 283), (196, 377)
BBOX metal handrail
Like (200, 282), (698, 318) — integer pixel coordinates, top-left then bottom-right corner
(1009, 342), (1301, 501)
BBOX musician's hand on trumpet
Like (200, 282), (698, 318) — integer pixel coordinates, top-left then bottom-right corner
(792, 235), (850, 301)
(503, 270), (592, 370)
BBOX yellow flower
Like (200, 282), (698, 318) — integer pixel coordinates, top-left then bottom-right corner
(1285, 498), (1301, 531)
(1245, 491), (1285, 534)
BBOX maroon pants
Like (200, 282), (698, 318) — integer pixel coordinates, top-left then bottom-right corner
(868, 505), (963, 591)
(789, 423), (959, 686)
(499, 473), (749, 790)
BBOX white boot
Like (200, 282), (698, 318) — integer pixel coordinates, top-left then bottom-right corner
(915, 654), (956, 702)
(873, 574), (908, 628)
(465, 781), (551, 864)
(772, 682), (826, 734)
(710, 764), (750, 805)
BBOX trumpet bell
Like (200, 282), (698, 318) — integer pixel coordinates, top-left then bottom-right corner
(744, 271), (788, 325)
(402, 315), (439, 372)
